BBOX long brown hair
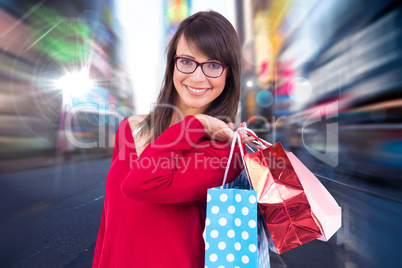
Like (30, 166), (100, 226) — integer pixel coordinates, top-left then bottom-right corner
(140, 10), (241, 142)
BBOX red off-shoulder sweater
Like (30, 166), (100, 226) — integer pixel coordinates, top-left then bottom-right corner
(92, 115), (243, 268)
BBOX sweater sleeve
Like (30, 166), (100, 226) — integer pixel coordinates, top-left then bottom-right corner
(92, 123), (121, 267)
(121, 115), (243, 203)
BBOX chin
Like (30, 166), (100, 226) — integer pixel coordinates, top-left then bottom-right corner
(184, 101), (208, 111)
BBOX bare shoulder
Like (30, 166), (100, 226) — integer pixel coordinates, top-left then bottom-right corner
(127, 114), (148, 132)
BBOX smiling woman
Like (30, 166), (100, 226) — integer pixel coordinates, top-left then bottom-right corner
(92, 10), (247, 268)
(139, 10), (242, 141)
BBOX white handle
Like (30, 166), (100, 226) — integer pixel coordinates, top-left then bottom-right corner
(221, 127), (270, 188)
(237, 127), (272, 148)
(221, 131), (238, 187)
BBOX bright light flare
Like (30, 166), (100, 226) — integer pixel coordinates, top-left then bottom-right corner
(56, 69), (93, 100)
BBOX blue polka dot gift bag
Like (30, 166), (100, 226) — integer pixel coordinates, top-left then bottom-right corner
(204, 132), (270, 268)
(223, 173), (271, 268)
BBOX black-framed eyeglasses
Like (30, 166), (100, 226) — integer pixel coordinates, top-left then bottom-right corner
(174, 56), (227, 78)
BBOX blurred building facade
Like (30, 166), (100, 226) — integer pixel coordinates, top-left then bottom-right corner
(0, 0), (134, 172)
(237, 0), (402, 267)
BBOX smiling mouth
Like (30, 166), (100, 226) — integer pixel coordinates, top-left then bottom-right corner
(186, 85), (209, 93)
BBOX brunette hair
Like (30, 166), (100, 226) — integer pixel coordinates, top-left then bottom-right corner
(140, 10), (241, 141)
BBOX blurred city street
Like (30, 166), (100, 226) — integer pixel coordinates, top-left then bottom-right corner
(0, 157), (110, 267)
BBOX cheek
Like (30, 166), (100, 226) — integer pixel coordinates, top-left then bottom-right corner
(173, 69), (185, 88)
(173, 71), (180, 91)
(214, 75), (227, 91)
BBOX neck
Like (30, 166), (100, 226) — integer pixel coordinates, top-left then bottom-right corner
(170, 106), (206, 126)
(170, 109), (197, 126)
(172, 99), (207, 125)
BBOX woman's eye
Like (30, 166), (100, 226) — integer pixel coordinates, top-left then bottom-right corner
(180, 59), (193, 66)
(207, 62), (221, 69)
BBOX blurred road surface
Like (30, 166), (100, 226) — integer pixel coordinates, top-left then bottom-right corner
(0, 159), (110, 267)
(1, 157), (400, 267)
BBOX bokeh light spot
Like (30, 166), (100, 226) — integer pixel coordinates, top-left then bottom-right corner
(288, 77), (312, 102)
(256, 90), (273, 108)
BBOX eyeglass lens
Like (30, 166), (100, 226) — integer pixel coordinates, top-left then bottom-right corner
(176, 58), (223, 77)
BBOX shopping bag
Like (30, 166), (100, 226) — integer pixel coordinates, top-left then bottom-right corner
(205, 188), (258, 267)
(237, 129), (342, 254)
(288, 152), (342, 242)
(223, 172), (271, 268)
(205, 132), (259, 267)
(257, 213), (272, 268)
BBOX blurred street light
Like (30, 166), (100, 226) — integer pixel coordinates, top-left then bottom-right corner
(56, 69), (93, 101)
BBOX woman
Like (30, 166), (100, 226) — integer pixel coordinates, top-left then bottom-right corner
(92, 10), (251, 268)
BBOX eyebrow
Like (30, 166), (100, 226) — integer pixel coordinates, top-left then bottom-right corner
(177, 53), (215, 62)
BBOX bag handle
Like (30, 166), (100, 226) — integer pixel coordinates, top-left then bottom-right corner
(221, 128), (272, 188)
(238, 127), (272, 148)
(221, 131), (239, 187)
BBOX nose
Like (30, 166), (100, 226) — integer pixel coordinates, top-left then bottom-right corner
(189, 65), (207, 82)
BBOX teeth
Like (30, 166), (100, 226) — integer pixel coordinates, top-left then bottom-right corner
(187, 86), (208, 93)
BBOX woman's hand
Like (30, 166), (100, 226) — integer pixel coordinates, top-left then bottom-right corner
(194, 114), (254, 143)
(194, 114), (234, 142)
(238, 122), (255, 144)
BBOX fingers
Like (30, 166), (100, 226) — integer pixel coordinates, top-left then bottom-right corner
(236, 122), (256, 144)
(202, 117), (254, 143)
(240, 132), (254, 144)
(237, 122), (247, 134)
(205, 119), (235, 142)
